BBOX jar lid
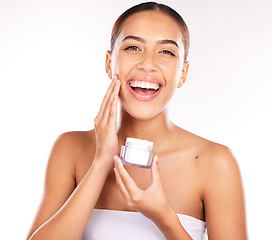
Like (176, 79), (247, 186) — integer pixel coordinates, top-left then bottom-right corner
(125, 138), (153, 150)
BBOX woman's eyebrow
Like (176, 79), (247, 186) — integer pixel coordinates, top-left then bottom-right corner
(122, 35), (145, 43)
(122, 35), (179, 48)
(158, 39), (179, 48)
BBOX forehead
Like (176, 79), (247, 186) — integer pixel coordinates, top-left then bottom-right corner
(118, 10), (182, 44)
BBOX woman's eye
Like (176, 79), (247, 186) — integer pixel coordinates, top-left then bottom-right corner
(124, 46), (140, 51)
(160, 50), (175, 57)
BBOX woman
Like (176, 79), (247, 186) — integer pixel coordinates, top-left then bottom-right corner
(27, 2), (247, 240)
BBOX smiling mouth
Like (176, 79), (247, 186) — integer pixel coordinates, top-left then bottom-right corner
(128, 80), (161, 95)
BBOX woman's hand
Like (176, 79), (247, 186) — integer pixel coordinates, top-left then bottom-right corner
(94, 75), (121, 165)
(113, 155), (174, 224)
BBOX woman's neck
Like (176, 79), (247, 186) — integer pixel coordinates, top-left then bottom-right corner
(117, 108), (175, 147)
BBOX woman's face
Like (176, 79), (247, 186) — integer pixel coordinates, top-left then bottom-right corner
(106, 10), (189, 120)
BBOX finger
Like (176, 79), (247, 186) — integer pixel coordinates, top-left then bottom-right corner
(114, 155), (140, 197)
(96, 75), (116, 119)
(95, 75), (117, 124)
(102, 75), (118, 108)
(100, 79), (121, 126)
(151, 156), (161, 186)
(113, 158), (131, 201)
(107, 95), (119, 127)
(107, 77), (121, 125)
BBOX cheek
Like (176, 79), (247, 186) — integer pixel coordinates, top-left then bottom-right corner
(119, 81), (127, 99)
(111, 60), (120, 75)
(161, 62), (181, 87)
(112, 58), (127, 78)
(166, 62), (183, 82)
(111, 51), (121, 75)
(114, 56), (135, 84)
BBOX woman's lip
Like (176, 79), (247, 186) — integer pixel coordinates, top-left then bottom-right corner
(128, 76), (162, 85)
(127, 81), (162, 102)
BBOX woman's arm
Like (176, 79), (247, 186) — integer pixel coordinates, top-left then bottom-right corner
(27, 153), (112, 240)
(27, 77), (121, 240)
(202, 145), (248, 240)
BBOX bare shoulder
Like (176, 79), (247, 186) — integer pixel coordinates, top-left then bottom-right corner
(46, 129), (96, 183)
(198, 140), (240, 179)
(53, 129), (96, 155)
(45, 129), (98, 189)
(174, 126), (241, 185)
(176, 126), (239, 172)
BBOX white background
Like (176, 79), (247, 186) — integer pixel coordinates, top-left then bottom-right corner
(0, 0), (271, 239)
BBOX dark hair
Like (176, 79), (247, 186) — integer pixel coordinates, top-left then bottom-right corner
(110, 2), (190, 61)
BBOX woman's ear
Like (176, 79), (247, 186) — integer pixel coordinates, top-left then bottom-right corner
(177, 61), (189, 88)
(105, 50), (112, 79)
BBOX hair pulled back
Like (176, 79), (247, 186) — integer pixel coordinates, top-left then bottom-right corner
(110, 2), (190, 61)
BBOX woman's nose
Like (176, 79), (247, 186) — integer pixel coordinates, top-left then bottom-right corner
(136, 52), (158, 73)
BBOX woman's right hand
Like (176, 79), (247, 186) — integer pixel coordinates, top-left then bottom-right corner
(94, 75), (121, 165)
(27, 77), (121, 239)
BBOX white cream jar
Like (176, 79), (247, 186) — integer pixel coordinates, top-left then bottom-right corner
(120, 138), (155, 168)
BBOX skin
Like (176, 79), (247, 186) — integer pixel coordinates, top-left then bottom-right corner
(26, 11), (247, 240)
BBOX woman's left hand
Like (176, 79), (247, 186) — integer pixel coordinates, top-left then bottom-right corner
(113, 155), (175, 225)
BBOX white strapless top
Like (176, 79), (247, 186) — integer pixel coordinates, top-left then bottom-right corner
(82, 209), (208, 240)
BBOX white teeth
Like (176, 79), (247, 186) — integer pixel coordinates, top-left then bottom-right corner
(129, 81), (160, 90)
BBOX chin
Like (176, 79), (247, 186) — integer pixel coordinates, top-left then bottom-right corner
(120, 101), (164, 121)
(130, 111), (156, 121)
